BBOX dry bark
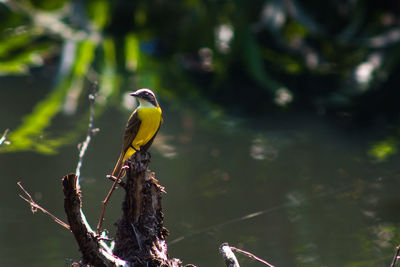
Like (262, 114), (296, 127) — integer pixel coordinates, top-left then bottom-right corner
(63, 151), (189, 266)
(113, 152), (182, 266)
(63, 173), (127, 266)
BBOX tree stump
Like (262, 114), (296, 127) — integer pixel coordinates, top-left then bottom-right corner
(63, 151), (189, 266)
(113, 151), (181, 266)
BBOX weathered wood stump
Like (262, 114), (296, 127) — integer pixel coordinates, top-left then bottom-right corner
(63, 151), (189, 267)
(113, 151), (181, 266)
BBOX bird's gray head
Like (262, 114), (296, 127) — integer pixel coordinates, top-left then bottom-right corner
(130, 88), (159, 107)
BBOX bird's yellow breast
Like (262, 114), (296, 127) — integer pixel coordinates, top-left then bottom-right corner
(133, 106), (162, 149)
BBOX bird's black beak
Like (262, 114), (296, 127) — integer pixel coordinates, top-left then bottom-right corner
(130, 92), (139, 97)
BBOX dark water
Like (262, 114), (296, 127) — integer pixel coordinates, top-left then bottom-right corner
(1, 73), (400, 267)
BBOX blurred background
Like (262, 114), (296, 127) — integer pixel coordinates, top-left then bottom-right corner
(1, 0), (400, 266)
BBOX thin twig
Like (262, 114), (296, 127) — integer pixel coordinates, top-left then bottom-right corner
(107, 174), (126, 188)
(230, 247), (275, 267)
(17, 181), (70, 230)
(75, 83), (99, 187)
(0, 128), (10, 146)
(97, 162), (129, 235)
(96, 173), (122, 235)
(391, 245), (400, 267)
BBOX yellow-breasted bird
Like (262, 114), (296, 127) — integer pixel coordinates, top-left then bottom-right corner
(111, 88), (163, 178)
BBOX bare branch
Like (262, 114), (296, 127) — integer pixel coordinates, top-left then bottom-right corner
(62, 174), (127, 266)
(17, 181), (71, 230)
(0, 128), (10, 147)
(63, 174), (126, 265)
(107, 174), (126, 188)
(391, 245), (400, 267)
(230, 246), (275, 267)
(97, 173), (122, 235)
(220, 243), (240, 267)
(97, 162), (129, 234)
(75, 84), (99, 187)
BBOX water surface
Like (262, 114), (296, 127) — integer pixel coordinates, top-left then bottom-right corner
(1, 76), (399, 267)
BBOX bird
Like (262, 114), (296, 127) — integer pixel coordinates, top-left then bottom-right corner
(111, 88), (163, 179)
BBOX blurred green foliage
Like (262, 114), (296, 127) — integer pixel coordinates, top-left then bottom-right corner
(5, 84), (68, 153)
(1, 0), (400, 157)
